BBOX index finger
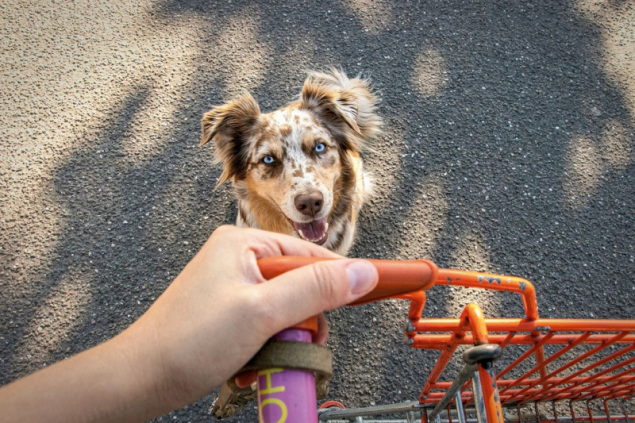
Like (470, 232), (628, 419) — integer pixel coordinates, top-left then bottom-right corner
(245, 227), (344, 260)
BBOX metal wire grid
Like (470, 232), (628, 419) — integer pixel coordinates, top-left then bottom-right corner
(406, 269), (635, 423)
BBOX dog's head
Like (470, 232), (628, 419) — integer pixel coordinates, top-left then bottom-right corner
(200, 70), (381, 245)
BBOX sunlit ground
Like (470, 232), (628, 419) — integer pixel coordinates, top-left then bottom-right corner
(1, 0), (634, 419)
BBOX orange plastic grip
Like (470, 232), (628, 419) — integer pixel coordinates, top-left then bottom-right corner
(257, 257), (438, 306)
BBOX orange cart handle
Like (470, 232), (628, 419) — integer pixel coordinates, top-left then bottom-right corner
(257, 256), (439, 306)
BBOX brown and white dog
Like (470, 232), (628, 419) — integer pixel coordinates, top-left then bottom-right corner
(200, 70), (381, 255)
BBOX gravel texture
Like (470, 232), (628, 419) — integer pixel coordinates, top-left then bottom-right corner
(1, 0), (634, 422)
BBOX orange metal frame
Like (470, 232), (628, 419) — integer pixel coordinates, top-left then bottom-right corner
(407, 269), (635, 423)
(258, 257), (635, 423)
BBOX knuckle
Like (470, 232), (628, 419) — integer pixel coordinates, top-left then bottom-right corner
(204, 225), (237, 254)
(209, 225), (233, 244)
(214, 224), (235, 236)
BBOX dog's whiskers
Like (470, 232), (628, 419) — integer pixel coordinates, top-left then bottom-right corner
(265, 194), (294, 224)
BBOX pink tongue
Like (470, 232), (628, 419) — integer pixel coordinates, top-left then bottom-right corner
(293, 217), (327, 242)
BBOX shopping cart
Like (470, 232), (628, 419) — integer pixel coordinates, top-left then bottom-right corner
(224, 257), (635, 423)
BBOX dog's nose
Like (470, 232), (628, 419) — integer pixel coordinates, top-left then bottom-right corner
(294, 192), (323, 217)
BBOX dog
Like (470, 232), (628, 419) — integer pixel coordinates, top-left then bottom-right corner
(200, 70), (381, 255)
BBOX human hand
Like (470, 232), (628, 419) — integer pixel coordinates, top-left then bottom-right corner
(0, 225), (379, 423)
(121, 225), (379, 415)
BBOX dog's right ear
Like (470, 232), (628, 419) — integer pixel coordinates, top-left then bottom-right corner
(200, 94), (260, 185)
(300, 70), (381, 153)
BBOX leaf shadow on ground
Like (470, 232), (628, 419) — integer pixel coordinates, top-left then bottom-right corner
(2, 1), (634, 421)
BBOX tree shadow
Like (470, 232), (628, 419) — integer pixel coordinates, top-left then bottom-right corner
(0, 79), (231, 387)
(2, 0), (634, 421)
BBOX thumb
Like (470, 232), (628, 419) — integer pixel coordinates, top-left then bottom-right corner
(254, 259), (378, 335)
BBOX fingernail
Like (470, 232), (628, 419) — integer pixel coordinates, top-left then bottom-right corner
(346, 260), (378, 295)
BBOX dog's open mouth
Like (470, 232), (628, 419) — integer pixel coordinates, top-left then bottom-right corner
(291, 217), (329, 245)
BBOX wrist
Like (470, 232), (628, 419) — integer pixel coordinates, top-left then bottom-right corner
(110, 318), (179, 419)
(0, 327), (171, 423)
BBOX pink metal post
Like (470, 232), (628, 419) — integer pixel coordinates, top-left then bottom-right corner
(257, 328), (317, 423)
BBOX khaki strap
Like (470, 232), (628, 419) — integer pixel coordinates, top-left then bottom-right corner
(210, 380), (257, 420)
(241, 340), (333, 382)
(210, 340), (333, 419)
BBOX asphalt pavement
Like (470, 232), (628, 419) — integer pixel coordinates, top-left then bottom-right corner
(1, 1), (634, 421)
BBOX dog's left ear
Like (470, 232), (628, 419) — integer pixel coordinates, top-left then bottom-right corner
(300, 70), (382, 152)
(200, 94), (260, 185)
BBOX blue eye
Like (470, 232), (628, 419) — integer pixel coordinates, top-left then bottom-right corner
(262, 155), (275, 164)
(315, 143), (326, 153)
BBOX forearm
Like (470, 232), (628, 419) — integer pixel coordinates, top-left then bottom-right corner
(0, 330), (166, 423)
(0, 226), (377, 422)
